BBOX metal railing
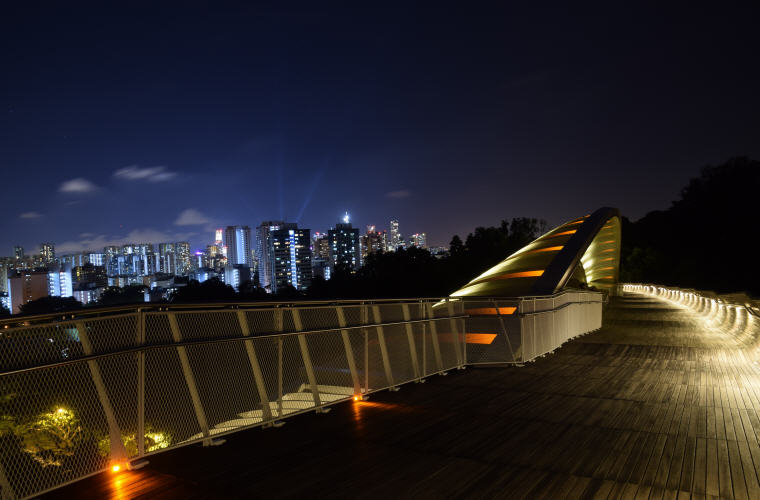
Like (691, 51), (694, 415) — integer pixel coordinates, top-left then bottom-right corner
(460, 290), (603, 364)
(622, 284), (760, 346)
(0, 291), (604, 498)
(0, 298), (466, 499)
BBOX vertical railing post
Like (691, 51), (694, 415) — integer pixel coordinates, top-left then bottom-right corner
(137, 310), (145, 457)
(166, 313), (213, 446)
(237, 310), (273, 423)
(76, 321), (128, 463)
(274, 308), (284, 418)
(363, 305), (369, 392)
(401, 303), (421, 381)
(372, 305), (396, 389)
(425, 302), (444, 374)
(336, 307), (361, 396)
(492, 301), (517, 363)
(291, 309), (325, 411)
(447, 301), (464, 367)
(0, 455), (16, 500)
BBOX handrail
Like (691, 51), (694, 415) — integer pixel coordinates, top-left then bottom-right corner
(0, 314), (469, 377)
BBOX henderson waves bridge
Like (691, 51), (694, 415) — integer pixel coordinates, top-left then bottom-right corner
(2, 209), (760, 498)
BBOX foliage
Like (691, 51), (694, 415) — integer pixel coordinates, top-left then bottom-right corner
(97, 425), (171, 457)
(19, 296), (83, 315)
(98, 285), (147, 306)
(170, 277), (237, 303)
(621, 157), (760, 295)
(12, 407), (83, 467)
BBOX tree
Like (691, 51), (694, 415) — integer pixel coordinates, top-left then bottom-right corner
(98, 285), (147, 306)
(621, 157), (760, 295)
(170, 278), (237, 303)
(19, 297), (83, 315)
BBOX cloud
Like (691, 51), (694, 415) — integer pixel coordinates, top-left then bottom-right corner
(386, 190), (411, 199)
(55, 228), (199, 254)
(114, 165), (177, 182)
(175, 208), (212, 226)
(19, 211), (42, 219)
(59, 178), (99, 193)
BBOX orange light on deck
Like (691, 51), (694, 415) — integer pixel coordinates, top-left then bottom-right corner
(465, 333), (498, 344)
(353, 395), (359, 402)
(465, 307), (516, 316)
(111, 464), (121, 473)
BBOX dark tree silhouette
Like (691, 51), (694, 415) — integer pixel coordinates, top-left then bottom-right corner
(170, 278), (237, 303)
(19, 296), (83, 315)
(98, 285), (147, 306)
(621, 157), (759, 295)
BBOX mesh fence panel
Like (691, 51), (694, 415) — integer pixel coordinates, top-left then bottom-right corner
(0, 299), (466, 498)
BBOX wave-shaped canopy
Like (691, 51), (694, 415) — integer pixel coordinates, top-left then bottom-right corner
(451, 207), (621, 297)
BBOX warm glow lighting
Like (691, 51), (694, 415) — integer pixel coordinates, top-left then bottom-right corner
(601, 257), (614, 261)
(465, 333), (498, 344)
(566, 220), (584, 226)
(112, 464), (121, 473)
(353, 396), (359, 401)
(493, 270), (543, 280)
(546, 230), (576, 238)
(601, 249), (614, 253)
(525, 246), (563, 254)
(465, 307), (516, 315)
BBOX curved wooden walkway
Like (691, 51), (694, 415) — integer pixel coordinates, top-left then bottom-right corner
(47, 293), (760, 499)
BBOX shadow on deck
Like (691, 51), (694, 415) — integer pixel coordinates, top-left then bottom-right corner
(46, 293), (760, 498)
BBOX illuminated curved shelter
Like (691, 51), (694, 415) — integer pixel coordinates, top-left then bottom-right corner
(451, 207), (621, 297)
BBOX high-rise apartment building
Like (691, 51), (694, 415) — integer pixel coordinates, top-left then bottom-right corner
(362, 226), (387, 262)
(225, 226), (252, 268)
(175, 242), (191, 275)
(255, 221), (284, 290)
(311, 232), (331, 280)
(409, 233), (427, 249)
(13, 246), (24, 260)
(268, 224), (312, 293)
(40, 243), (55, 263)
(389, 220), (400, 250)
(328, 222), (360, 272)
(157, 243), (175, 274)
(7, 270), (48, 314)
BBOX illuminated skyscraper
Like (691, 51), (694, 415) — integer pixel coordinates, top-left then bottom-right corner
(389, 220), (400, 250)
(409, 233), (427, 249)
(267, 224), (312, 293)
(175, 242), (191, 275)
(40, 243), (55, 263)
(13, 246), (24, 260)
(225, 226), (252, 268)
(256, 221), (284, 290)
(328, 220), (360, 272)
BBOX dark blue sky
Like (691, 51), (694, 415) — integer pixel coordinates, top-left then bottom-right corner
(2, 3), (758, 254)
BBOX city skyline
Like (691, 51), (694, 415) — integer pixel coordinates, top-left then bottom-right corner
(1, 214), (429, 258)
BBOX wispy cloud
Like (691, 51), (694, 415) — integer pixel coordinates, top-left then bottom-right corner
(19, 211), (42, 219)
(175, 208), (212, 226)
(114, 165), (177, 182)
(59, 178), (98, 193)
(56, 228), (199, 254)
(386, 190), (411, 199)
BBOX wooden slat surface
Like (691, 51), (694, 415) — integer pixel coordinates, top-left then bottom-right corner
(46, 293), (760, 499)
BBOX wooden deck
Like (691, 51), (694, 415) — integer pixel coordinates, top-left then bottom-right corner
(46, 293), (760, 499)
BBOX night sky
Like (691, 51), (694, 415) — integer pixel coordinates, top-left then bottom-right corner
(2, 3), (758, 255)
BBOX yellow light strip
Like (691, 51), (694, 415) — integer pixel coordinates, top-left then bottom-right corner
(524, 245), (563, 254)
(545, 230), (576, 238)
